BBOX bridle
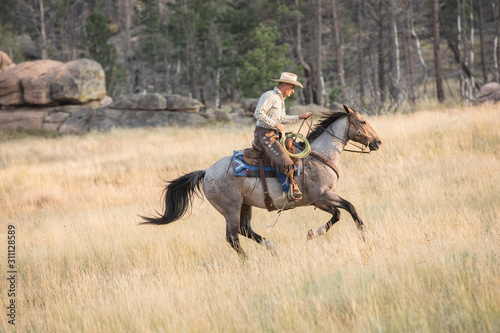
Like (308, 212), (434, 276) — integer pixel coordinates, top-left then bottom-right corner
(300, 113), (372, 154)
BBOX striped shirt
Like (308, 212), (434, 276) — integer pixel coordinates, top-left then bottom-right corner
(254, 87), (299, 130)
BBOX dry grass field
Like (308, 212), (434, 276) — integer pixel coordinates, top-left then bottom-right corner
(1, 104), (499, 332)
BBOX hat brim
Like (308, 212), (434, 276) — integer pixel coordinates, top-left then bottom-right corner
(272, 79), (304, 89)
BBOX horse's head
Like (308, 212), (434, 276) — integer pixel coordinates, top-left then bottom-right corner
(344, 105), (382, 151)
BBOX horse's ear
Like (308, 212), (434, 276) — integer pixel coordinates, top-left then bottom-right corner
(343, 104), (354, 114)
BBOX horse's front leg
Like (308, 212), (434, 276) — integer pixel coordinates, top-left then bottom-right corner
(307, 191), (365, 241)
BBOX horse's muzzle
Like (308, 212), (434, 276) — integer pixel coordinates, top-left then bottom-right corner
(369, 139), (382, 151)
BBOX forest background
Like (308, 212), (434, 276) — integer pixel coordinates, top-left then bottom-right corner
(0, 0), (499, 114)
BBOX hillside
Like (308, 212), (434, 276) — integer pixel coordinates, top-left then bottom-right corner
(1, 0), (499, 114)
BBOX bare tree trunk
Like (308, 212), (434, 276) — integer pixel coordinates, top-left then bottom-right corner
(214, 34), (222, 109)
(457, 0), (465, 97)
(119, 0), (132, 93)
(181, 0), (196, 99)
(125, 0), (132, 92)
(332, 0), (346, 103)
(377, 0), (386, 104)
(315, 0), (324, 105)
(441, 1), (480, 91)
(358, 0), (365, 108)
(39, 0), (48, 59)
(369, 38), (380, 110)
(295, 0), (313, 104)
(477, 0), (487, 83)
(494, 0), (500, 82)
(388, 0), (401, 109)
(405, 1), (415, 106)
(469, 0), (475, 97)
(164, 58), (171, 94)
(412, 26), (428, 101)
(433, 0), (445, 102)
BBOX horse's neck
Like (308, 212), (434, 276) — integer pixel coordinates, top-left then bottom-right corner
(310, 117), (349, 165)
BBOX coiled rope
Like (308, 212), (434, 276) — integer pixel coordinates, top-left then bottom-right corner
(281, 132), (311, 158)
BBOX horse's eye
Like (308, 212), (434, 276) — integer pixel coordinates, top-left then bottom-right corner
(361, 121), (366, 125)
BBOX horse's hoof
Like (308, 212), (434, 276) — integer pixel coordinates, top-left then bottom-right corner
(307, 229), (315, 241)
(360, 230), (366, 243)
(262, 239), (277, 255)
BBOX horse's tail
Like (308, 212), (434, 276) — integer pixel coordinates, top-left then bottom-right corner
(140, 170), (206, 225)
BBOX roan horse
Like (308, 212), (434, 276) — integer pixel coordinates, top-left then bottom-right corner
(141, 105), (382, 257)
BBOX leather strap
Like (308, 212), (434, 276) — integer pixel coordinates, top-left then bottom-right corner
(257, 157), (277, 211)
(309, 151), (340, 179)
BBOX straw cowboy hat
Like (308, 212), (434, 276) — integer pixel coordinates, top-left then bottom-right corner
(272, 72), (304, 88)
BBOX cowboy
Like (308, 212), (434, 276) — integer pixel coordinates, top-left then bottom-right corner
(253, 72), (312, 201)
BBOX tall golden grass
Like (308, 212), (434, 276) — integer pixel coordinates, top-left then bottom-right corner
(1, 104), (499, 332)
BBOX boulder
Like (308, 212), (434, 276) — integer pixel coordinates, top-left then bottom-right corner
(241, 98), (258, 116)
(111, 93), (167, 110)
(88, 108), (124, 132)
(0, 51), (15, 72)
(0, 108), (48, 129)
(22, 72), (59, 105)
(475, 82), (500, 104)
(58, 107), (94, 134)
(163, 94), (204, 113)
(50, 59), (106, 104)
(85, 95), (113, 108)
(213, 110), (232, 122)
(476, 82), (500, 99)
(43, 111), (71, 132)
(115, 110), (207, 128)
(0, 60), (63, 105)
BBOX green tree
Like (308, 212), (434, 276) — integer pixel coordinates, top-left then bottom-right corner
(0, 23), (26, 63)
(238, 24), (291, 98)
(137, 0), (164, 92)
(85, 4), (117, 94)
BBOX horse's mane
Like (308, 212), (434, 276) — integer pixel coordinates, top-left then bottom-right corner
(306, 111), (348, 142)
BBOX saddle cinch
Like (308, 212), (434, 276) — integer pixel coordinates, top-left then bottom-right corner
(240, 136), (300, 212)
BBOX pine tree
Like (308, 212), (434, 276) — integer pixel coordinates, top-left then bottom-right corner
(238, 24), (291, 98)
(85, 4), (117, 93)
(138, 0), (163, 92)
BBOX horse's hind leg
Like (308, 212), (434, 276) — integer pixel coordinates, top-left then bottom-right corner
(309, 191), (365, 241)
(225, 212), (246, 258)
(307, 205), (341, 240)
(239, 204), (276, 254)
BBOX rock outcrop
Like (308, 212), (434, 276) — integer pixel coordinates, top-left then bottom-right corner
(0, 91), (209, 133)
(0, 51), (15, 73)
(162, 94), (204, 113)
(0, 60), (64, 105)
(0, 55), (211, 133)
(111, 93), (167, 111)
(474, 82), (500, 105)
(49, 59), (106, 104)
(0, 58), (105, 106)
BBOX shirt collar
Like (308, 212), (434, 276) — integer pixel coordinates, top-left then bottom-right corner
(273, 86), (284, 100)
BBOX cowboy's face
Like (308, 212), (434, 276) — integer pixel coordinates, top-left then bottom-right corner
(283, 83), (295, 98)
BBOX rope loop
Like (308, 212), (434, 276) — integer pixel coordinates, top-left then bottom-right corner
(281, 132), (311, 159)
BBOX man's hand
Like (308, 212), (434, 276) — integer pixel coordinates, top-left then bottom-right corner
(299, 112), (313, 120)
(274, 123), (285, 132)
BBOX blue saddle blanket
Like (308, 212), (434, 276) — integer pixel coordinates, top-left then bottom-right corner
(233, 150), (298, 193)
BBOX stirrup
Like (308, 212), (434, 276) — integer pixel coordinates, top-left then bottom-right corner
(287, 180), (302, 201)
